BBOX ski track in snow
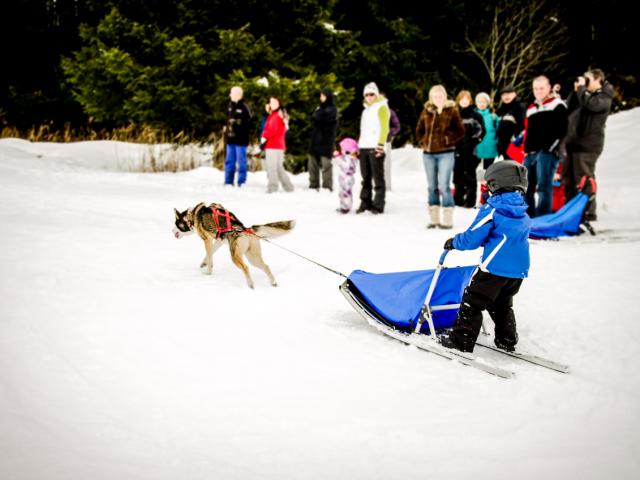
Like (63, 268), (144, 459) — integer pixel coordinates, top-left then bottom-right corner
(1, 109), (640, 479)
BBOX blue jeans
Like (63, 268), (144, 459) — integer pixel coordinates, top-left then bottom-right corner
(423, 152), (455, 207)
(524, 151), (558, 217)
(225, 144), (248, 185)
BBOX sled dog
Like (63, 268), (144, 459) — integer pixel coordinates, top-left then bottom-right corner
(173, 202), (295, 288)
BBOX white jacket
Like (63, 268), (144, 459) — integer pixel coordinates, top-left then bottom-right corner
(358, 98), (390, 149)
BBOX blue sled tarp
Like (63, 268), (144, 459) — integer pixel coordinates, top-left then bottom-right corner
(529, 192), (589, 239)
(347, 266), (476, 334)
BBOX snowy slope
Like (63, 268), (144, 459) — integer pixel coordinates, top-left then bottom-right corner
(1, 109), (639, 480)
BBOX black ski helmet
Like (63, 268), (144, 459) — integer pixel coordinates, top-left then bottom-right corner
(484, 160), (528, 193)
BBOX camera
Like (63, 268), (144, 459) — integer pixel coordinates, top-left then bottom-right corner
(576, 75), (590, 86)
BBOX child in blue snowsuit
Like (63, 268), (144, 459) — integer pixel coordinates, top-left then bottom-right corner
(441, 160), (531, 353)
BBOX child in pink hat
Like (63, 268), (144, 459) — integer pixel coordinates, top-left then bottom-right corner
(335, 138), (359, 213)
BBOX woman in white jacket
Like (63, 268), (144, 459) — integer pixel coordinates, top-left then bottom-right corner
(356, 82), (390, 214)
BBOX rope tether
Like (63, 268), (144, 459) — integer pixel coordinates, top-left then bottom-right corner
(256, 235), (347, 279)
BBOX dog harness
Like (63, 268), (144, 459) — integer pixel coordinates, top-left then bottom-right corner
(209, 204), (255, 239)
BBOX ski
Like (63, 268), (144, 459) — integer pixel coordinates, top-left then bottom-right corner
(474, 337), (569, 373)
(377, 324), (515, 379)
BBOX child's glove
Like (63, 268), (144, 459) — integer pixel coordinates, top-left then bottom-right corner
(443, 238), (455, 251)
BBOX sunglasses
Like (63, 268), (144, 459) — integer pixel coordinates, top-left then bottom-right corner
(364, 93), (376, 97)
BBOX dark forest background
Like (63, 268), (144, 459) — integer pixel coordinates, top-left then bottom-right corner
(1, 0), (636, 169)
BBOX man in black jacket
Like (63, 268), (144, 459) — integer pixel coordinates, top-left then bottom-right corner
(308, 88), (338, 191)
(523, 76), (568, 217)
(496, 85), (526, 162)
(224, 86), (253, 186)
(563, 69), (614, 221)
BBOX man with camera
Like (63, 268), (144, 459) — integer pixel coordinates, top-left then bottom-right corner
(562, 69), (614, 222)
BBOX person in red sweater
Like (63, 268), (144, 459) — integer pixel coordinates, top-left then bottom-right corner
(261, 96), (294, 193)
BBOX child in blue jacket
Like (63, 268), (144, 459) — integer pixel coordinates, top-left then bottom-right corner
(440, 160), (531, 353)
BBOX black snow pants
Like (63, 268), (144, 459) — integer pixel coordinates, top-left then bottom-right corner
(453, 147), (480, 208)
(449, 270), (523, 352)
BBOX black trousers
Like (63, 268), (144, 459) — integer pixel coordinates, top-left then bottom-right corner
(450, 270), (523, 352)
(453, 148), (480, 208)
(359, 148), (386, 212)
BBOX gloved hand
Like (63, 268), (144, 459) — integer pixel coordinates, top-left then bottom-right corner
(374, 144), (385, 158)
(443, 238), (455, 251)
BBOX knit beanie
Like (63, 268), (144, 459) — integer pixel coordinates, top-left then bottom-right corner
(363, 82), (379, 96)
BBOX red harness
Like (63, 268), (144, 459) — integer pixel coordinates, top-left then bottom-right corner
(209, 205), (255, 239)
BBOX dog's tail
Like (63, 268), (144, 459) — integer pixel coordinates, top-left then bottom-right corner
(251, 220), (296, 239)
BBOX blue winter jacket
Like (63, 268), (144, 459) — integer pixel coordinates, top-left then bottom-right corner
(453, 191), (531, 278)
(475, 108), (499, 159)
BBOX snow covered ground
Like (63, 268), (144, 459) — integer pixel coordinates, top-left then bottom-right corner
(1, 109), (639, 480)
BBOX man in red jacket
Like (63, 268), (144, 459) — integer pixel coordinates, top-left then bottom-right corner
(523, 76), (568, 217)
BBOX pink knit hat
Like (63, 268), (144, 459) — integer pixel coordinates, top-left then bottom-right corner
(339, 137), (358, 154)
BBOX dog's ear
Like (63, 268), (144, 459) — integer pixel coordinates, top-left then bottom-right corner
(174, 208), (180, 218)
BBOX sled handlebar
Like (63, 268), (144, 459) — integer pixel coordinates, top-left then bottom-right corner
(414, 249), (449, 336)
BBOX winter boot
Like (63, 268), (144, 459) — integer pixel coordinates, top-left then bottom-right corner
(427, 205), (440, 229)
(489, 308), (518, 352)
(439, 333), (463, 352)
(440, 207), (454, 229)
(440, 330), (475, 353)
(356, 204), (369, 214)
(494, 338), (516, 352)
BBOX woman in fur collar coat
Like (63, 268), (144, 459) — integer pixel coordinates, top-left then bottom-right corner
(416, 85), (465, 228)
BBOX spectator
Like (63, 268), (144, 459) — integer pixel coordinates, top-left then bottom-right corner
(415, 85), (465, 228)
(261, 96), (294, 193)
(495, 85), (526, 164)
(380, 93), (401, 191)
(224, 86), (253, 186)
(308, 88), (338, 192)
(453, 90), (485, 208)
(562, 69), (614, 221)
(336, 137), (359, 214)
(523, 76), (568, 217)
(356, 82), (390, 215)
(475, 91), (500, 175)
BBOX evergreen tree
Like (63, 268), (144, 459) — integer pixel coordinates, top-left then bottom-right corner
(1, 0), (637, 156)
